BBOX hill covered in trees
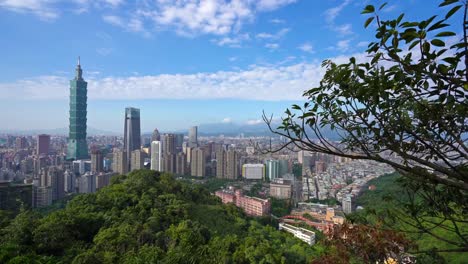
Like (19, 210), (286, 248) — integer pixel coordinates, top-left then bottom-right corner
(0, 170), (324, 263)
(353, 173), (468, 263)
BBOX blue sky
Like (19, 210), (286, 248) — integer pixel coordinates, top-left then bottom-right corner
(0, 0), (450, 133)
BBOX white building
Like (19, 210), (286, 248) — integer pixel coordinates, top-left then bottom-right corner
(64, 170), (76, 193)
(242, 164), (265, 180)
(279, 223), (316, 245)
(78, 173), (96, 194)
(342, 194), (353, 214)
(151, 141), (162, 171)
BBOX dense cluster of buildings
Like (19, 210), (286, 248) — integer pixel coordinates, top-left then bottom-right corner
(0, 60), (396, 247)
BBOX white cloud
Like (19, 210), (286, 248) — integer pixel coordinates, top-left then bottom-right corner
(0, 52), (371, 102)
(298, 42), (314, 53)
(103, 14), (149, 35)
(0, 1), (296, 38)
(357, 41), (369, 48)
(0, 0), (125, 19)
(265, 43), (279, 50)
(269, 18), (285, 24)
(256, 0), (296, 11)
(222, 117), (232, 123)
(337, 39), (351, 52)
(333, 23), (352, 36)
(213, 33), (250, 47)
(139, 0), (296, 37)
(228, 56), (238, 62)
(256, 28), (290, 39)
(324, 0), (351, 24)
(96, 47), (113, 56)
(246, 119), (263, 125)
(0, 0), (59, 20)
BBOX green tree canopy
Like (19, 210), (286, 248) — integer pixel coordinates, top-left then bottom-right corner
(265, 0), (468, 254)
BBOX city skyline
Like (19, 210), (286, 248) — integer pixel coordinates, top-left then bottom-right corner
(0, 0), (448, 132)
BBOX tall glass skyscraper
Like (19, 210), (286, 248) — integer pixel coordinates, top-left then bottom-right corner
(189, 126), (198, 147)
(67, 58), (89, 160)
(124, 107), (141, 171)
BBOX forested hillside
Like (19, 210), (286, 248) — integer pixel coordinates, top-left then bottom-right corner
(354, 173), (468, 264)
(0, 170), (323, 263)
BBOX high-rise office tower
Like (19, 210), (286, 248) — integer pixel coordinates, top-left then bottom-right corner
(124, 107), (141, 171)
(47, 167), (65, 201)
(162, 153), (177, 173)
(78, 173), (96, 193)
(226, 149), (238, 179)
(266, 160), (280, 181)
(67, 58), (89, 160)
(189, 126), (198, 148)
(15, 137), (27, 150)
(175, 134), (184, 153)
(175, 152), (186, 175)
(131, 149), (145, 171)
(162, 134), (176, 154)
(151, 129), (161, 143)
(190, 148), (205, 177)
(64, 170), (76, 193)
(33, 186), (52, 207)
(91, 150), (104, 173)
(151, 141), (162, 171)
(37, 134), (50, 156)
(216, 150), (226, 179)
(113, 150), (128, 175)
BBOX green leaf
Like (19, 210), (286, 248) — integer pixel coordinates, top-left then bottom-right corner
(431, 39), (445, 47)
(361, 5), (375, 14)
(439, 0), (458, 7)
(396, 13), (405, 25)
(445, 5), (462, 19)
(427, 22), (449, 31)
(435, 31), (456, 37)
(379, 2), (388, 10)
(364, 17), (375, 28)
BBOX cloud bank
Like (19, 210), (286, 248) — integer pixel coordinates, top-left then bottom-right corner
(0, 53), (368, 101)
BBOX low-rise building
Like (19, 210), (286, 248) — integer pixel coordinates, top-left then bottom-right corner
(242, 164), (265, 180)
(269, 178), (292, 199)
(279, 222), (316, 245)
(215, 188), (270, 217)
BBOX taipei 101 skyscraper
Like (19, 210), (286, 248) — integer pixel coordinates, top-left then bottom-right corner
(67, 57), (89, 160)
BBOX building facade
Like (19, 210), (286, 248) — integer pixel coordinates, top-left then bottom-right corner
(269, 179), (292, 199)
(150, 141), (162, 171)
(190, 148), (205, 177)
(242, 164), (265, 180)
(91, 150), (104, 173)
(131, 149), (145, 171)
(113, 150), (128, 175)
(189, 126), (198, 147)
(67, 58), (89, 160)
(37, 134), (50, 156)
(266, 160), (280, 181)
(124, 107), (141, 171)
(215, 188), (271, 217)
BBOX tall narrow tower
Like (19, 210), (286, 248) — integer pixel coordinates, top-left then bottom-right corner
(67, 57), (89, 160)
(124, 107), (141, 171)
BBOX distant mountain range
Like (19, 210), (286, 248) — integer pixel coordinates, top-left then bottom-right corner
(2, 121), (340, 139)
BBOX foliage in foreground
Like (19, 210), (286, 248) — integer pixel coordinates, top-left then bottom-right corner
(351, 173), (468, 263)
(266, 0), (468, 253)
(0, 170), (322, 264)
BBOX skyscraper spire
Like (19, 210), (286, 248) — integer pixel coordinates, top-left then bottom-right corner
(75, 56), (83, 80)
